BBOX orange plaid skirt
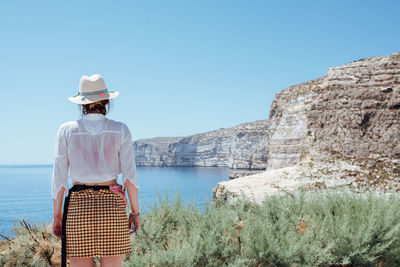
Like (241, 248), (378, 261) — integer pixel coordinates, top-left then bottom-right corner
(61, 184), (132, 265)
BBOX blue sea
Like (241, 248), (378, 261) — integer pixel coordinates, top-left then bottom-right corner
(0, 165), (230, 238)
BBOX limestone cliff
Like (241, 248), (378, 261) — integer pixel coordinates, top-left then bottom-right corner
(267, 53), (400, 166)
(134, 120), (269, 169)
(214, 52), (400, 203)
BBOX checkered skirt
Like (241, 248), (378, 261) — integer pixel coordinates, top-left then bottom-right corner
(65, 188), (132, 258)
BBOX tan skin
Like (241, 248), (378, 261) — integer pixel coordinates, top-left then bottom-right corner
(52, 110), (140, 267)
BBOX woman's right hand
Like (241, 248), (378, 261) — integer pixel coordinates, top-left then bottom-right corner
(52, 216), (63, 239)
(128, 213), (140, 235)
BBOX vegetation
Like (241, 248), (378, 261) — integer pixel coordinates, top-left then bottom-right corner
(1, 190), (400, 266)
(0, 219), (61, 267)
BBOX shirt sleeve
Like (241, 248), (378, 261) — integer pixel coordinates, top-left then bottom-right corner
(120, 124), (139, 189)
(51, 124), (69, 200)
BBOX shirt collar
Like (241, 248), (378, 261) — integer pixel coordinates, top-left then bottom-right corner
(82, 113), (106, 120)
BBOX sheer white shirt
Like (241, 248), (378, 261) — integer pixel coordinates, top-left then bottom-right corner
(51, 113), (139, 200)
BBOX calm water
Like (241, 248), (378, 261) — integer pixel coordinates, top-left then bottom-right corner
(0, 165), (230, 237)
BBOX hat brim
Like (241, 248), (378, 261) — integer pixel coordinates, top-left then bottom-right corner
(67, 91), (119, 104)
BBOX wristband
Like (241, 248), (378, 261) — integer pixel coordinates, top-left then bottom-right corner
(130, 212), (140, 217)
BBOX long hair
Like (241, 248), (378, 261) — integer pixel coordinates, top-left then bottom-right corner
(79, 99), (111, 116)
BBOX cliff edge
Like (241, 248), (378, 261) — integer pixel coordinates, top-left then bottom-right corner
(134, 120), (269, 170)
(214, 52), (400, 203)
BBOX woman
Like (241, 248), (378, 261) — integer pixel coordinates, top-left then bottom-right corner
(51, 74), (140, 267)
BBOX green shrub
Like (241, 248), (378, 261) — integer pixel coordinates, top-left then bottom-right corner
(125, 190), (400, 267)
(1, 190), (400, 266)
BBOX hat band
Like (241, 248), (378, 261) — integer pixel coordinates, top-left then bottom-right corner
(79, 89), (108, 96)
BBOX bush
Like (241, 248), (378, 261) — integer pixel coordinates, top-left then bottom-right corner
(0, 219), (62, 267)
(1, 190), (400, 266)
(125, 190), (400, 267)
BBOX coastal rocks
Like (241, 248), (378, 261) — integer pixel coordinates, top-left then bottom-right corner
(213, 148), (400, 204)
(134, 120), (270, 170)
(229, 170), (265, 179)
(133, 137), (183, 167)
(214, 52), (400, 203)
(266, 79), (320, 169)
(309, 53), (400, 159)
(266, 53), (400, 169)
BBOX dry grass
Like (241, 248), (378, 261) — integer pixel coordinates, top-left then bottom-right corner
(0, 219), (61, 266)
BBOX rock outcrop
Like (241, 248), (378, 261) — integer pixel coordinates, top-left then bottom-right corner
(229, 170), (264, 179)
(214, 52), (400, 203)
(134, 120), (269, 169)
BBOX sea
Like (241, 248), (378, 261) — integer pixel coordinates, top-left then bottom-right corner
(0, 165), (230, 238)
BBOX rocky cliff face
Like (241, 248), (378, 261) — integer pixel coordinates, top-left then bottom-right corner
(267, 53), (400, 168)
(266, 79), (318, 169)
(134, 120), (269, 169)
(309, 55), (400, 158)
(214, 52), (400, 203)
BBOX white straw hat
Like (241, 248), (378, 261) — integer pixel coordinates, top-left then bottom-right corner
(68, 74), (119, 104)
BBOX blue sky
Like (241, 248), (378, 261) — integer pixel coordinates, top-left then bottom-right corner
(0, 0), (399, 164)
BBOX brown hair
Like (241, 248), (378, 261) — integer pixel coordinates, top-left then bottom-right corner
(79, 99), (111, 116)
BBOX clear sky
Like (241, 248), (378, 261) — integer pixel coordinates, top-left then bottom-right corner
(0, 0), (399, 164)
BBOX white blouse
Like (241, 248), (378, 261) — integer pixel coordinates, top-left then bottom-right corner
(51, 113), (139, 200)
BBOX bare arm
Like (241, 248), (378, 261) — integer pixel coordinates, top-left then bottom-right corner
(125, 179), (140, 234)
(52, 187), (65, 238)
(124, 179), (139, 214)
(53, 187), (66, 220)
